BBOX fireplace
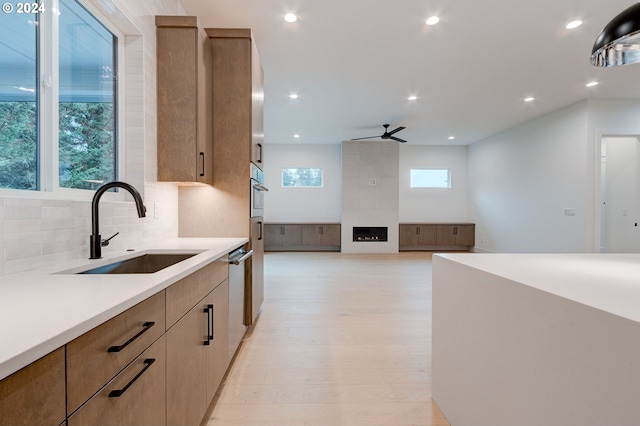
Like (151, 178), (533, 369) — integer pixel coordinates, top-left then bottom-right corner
(353, 227), (388, 242)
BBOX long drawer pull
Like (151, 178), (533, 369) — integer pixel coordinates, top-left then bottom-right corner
(204, 305), (213, 345)
(108, 358), (155, 398)
(108, 322), (155, 353)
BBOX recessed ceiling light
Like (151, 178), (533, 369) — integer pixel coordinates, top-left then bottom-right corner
(293, 134), (300, 139)
(289, 93), (299, 99)
(586, 81), (599, 87)
(448, 136), (455, 140)
(408, 95), (417, 101)
(524, 97), (535, 102)
(566, 20), (582, 29)
(284, 13), (297, 23)
(426, 16), (440, 26)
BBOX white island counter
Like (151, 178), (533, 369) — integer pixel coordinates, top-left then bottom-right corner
(0, 237), (247, 381)
(432, 253), (640, 426)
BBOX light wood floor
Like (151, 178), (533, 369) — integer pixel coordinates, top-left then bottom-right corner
(205, 252), (450, 426)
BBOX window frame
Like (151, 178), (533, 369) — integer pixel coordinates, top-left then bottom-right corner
(409, 168), (452, 189)
(0, 0), (126, 200)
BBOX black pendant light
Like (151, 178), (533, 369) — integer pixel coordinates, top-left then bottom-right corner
(591, 3), (640, 67)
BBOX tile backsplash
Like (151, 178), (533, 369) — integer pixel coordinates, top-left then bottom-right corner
(0, 182), (179, 276)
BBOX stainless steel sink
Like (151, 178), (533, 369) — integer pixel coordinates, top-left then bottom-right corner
(77, 253), (198, 274)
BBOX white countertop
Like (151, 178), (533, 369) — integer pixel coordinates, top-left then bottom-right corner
(0, 237), (247, 380)
(435, 253), (640, 324)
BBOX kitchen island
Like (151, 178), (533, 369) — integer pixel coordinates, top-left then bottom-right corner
(432, 253), (640, 426)
(0, 237), (247, 380)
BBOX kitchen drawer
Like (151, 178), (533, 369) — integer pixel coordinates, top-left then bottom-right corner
(66, 291), (166, 414)
(166, 256), (228, 328)
(0, 347), (65, 426)
(68, 336), (166, 426)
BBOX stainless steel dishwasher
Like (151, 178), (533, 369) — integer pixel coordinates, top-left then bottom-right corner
(228, 247), (252, 359)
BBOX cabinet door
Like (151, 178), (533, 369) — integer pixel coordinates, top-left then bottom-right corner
(68, 337), (166, 426)
(251, 39), (264, 167)
(248, 217), (264, 325)
(455, 224), (475, 246)
(436, 225), (457, 246)
(399, 224), (420, 247)
(0, 348), (65, 426)
(207, 280), (230, 402)
(156, 17), (213, 184)
(166, 300), (208, 426)
(322, 224), (341, 246)
(417, 225), (438, 245)
(282, 225), (302, 246)
(301, 224), (323, 246)
(263, 224), (283, 247)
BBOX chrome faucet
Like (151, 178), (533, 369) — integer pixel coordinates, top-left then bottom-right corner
(90, 181), (147, 259)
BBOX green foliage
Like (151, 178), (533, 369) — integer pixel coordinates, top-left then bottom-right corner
(0, 101), (115, 191)
(0, 102), (38, 190)
(59, 102), (115, 190)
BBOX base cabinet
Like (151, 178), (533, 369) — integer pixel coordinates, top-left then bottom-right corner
(0, 348), (65, 426)
(399, 223), (475, 250)
(265, 223), (341, 251)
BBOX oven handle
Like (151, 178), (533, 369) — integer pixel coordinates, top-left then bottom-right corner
(252, 182), (269, 192)
(229, 250), (254, 265)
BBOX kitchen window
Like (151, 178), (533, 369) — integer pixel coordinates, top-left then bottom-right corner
(0, 0), (121, 192)
(282, 167), (323, 187)
(410, 168), (451, 188)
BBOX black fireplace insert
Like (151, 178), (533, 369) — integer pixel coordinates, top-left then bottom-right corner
(353, 227), (388, 242)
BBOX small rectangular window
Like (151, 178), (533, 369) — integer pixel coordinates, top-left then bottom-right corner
(410, 168), (451, 188)
(282, 168), (323, 187)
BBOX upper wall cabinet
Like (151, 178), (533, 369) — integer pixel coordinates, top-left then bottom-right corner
(206, 28), (265, 170)
(156, 16), (213, 185)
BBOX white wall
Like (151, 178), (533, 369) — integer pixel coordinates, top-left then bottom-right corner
(399, 145), (468, 222)
(468, 99), (640, 253)
(262, 144), (342, 222)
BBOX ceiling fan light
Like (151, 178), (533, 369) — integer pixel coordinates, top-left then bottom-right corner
(566, 20), (582, 30)
(591, 3), (640, 66)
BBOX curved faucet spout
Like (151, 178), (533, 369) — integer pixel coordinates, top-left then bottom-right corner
(90, 181), (147, 259)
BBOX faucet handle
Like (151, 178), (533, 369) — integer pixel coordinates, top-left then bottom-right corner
(101, 232), (120, 247)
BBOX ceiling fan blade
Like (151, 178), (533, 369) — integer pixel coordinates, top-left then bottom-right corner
(386, 126), (405, 136)
(390, 136), (407, 143)
(350, 135), (381, 141)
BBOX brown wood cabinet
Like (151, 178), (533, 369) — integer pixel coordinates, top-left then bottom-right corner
(156, 16), (213, 184)
(399, 223), (475, 250)
(67, 337), (166, 426)
(0, 348), (65, 426)
(247, 218), (264, 325)
(265, 223), (341, 251)
(66, 291), (166, 415)
(165, 258), (230, 426)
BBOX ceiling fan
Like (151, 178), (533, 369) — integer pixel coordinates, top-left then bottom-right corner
(351, 124), (407, 143)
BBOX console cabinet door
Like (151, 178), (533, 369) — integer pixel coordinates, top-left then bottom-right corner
(417, 225), (438, 245)
(454, 224), (475, 246)
(68, 337), (166, 426)
(0, 348), (65, 426)
(399, 224), (419, 247)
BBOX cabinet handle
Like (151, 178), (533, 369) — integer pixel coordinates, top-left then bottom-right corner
(257, 143), (263, 164)
(108, 358), (155, 398)
(319, 226), (323, 235)
(416, 227), (420, 235)
(258, 221), (263, 240)
(108, 322), (155, 353)
(199, 152), (205, 177)
(454, 226), (458, 235)
(280, 226), (284, 235)
(204, 304), (214, 345)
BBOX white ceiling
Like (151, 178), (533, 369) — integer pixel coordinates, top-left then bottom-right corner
(180, 0), (640, 145)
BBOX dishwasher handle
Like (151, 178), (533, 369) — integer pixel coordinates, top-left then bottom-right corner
(228, 249), (253, 265)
